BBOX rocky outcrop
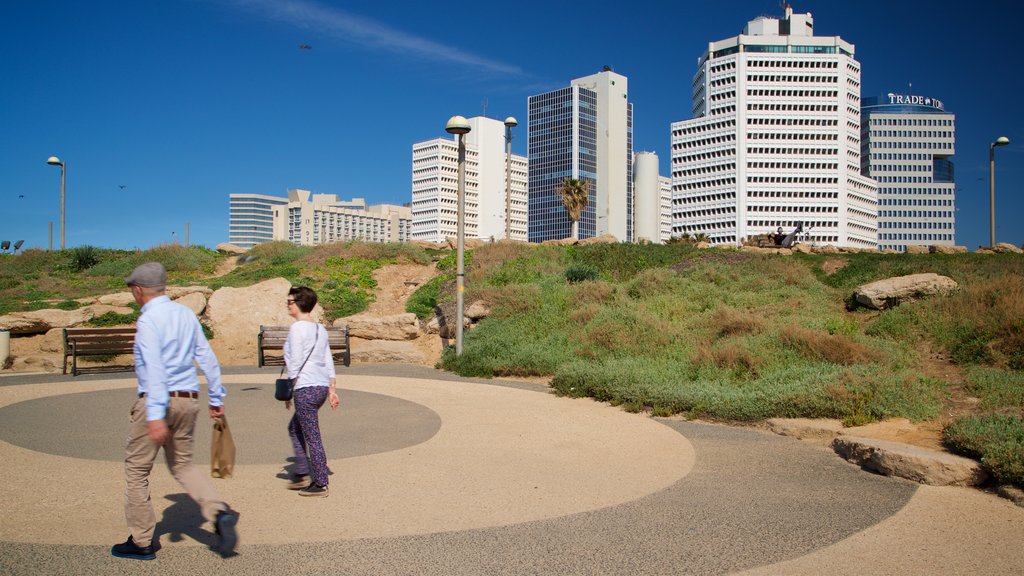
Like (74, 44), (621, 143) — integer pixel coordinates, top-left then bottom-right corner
(767, 418), (844, 441)
(0, 304), (134, 335)
(174, 292), (208, 316)
(577, 234), (619, 246)
(930, 245), (968, 254)
(994, 242), (1023, 254)
(339, 313), (420, 341)
(215, 243), (247, 255)
(465, 300), (491, 321)
(541, 238), (578, 246)
(853, 273), (958, 310)
(205, 278), (323, 365)
(833, 436), (987, 486)
(905, 245), (929, 254)
(349, 339), (425, 364)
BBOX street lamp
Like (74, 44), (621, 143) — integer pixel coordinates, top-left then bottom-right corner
(46, 156), (66, 250)
(989, 136), (1010, 248)
(504, 116), (517, 240)
(446, 115), (471, 355)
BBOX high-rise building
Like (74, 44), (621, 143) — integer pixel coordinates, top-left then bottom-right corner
(411, 117), (528, 243)
(228, 193), (288, 248)
(670, 7), (878, 248)
(861, 93), (956, 251)
(633, 151), (672, 244)
(528, 69), (634, 242)
(228, 190), (411, 247)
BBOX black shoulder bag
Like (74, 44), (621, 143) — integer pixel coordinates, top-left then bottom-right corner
(275, 326), (319, 401)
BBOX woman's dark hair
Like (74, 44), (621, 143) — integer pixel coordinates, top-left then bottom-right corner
(288, 286), (318, 313)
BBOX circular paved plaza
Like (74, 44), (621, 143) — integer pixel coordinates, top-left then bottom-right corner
(0, 365), (1020, 575)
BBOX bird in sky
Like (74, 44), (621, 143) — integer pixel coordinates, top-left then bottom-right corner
(18, 194), (24, 198)
(299, 44), (311, 50)
(119, 185), (126, 190)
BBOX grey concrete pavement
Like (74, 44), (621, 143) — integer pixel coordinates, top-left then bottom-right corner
(0, 365), (1021, 575)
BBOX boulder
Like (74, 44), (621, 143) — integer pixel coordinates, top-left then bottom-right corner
(349, 339), (425, 364)
(205, 278), (323, 365)
(833, 436), (987, 486)
(577, 234), (619, 246)
(425, 315), (470, 339)
(465, 300), (491, 321)
(929, 245), (968, 254)
(905, 245), (929, 254)
(338, 313), (420, 341)
(813, 245), (840, 254)
(11, 355), (58, 373)
(541, 238), (578, 246)
(410, 240), (447, 251)
(695, 241), (711, 249)
(791, 243), (812, 254)
(166, 286), (214, 298)
(853, 273), (958, 310)
(994, 242), (1023, 254)
(0, 304), (134, 335)
(444, 236), (488, 250)
(96, 292), (136, 307)
(174, 292), (208, 316)
(40, 328), (65, 353)
(216, 243), (247, 255)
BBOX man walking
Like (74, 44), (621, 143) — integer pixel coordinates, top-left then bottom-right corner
(112, 262), (239, 560)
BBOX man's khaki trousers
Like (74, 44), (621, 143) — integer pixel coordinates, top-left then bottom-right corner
(123, 396), (224, 547)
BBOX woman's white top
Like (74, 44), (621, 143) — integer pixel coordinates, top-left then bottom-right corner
(283, 320), (336, 390)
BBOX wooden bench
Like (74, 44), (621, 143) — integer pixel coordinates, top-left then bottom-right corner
(62, 327), (136, 376)
(257, 324), (351, 368)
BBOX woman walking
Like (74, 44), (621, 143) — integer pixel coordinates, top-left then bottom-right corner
(283, 286), (339, 497)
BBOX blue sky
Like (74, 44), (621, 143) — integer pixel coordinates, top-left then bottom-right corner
(2, 0), (1021, 251)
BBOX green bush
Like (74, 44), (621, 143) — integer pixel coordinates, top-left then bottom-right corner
(565, 263), (599, 284)
(66, 246), (102, 272)
(86, 311), (139, 327)
(944, 415), (1024, 486)
(406, 274), (448, 319)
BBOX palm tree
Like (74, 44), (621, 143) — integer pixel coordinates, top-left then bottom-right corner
(560, 178), (590, 240)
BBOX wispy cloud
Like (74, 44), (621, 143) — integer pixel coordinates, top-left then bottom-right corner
(224, 0), (524, 76)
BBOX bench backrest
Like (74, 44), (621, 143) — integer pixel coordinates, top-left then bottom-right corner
(63, 327), (136, 354)
(258, 325), (349, 347)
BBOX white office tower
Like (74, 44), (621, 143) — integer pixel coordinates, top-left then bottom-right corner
(270, 189), (411, 246)
(659, 175), (672, 242)
(634, 151), (668, 244)
(229, 193), (288, 248)
(528, 69), (634, 242)
(670, 6), (878, 248)
(411, 117), (528, 243)
(862, 93), (956, 251)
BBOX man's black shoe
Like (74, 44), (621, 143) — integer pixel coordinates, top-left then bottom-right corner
(214, 509), (240, 557)
(111, 536), (156, 560)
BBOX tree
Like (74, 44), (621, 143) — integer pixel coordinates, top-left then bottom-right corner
(560, 178), (590, 240)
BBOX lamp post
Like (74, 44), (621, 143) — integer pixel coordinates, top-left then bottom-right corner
(989, 137), (1010, 248)
(46, 156), (66, 250)
(445, 115), (471, 355)
(504, 116), (517, 240)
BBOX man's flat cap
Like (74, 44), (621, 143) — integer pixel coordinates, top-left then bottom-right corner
(125, 262), (167, 287)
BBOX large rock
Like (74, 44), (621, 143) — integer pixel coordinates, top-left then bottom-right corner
(0, 304), (134, 335)
(174, 292), (208, 316)
(853, 273), (958, 310)
(96, 292), (136, 307)
(216, 242), (247, 255)
(541, 238), (578, 246)
(905, 245), (929, 254)
(577, 234), (619, 246)
(465, 300), (491, 321)
(833, 436), (987, 486)
(930, 245), (968, 254)
(338, 313), (420, 341)
(205, 278), (323, 365)
(994, 242), (1023, 254)
(349, 339), (425, 364)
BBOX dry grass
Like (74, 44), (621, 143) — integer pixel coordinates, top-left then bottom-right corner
(708, 306), (764, 338)
(576, 309), (673, 358)
(693, 342), (762, 375)
(780, 324), (882, 365)
(473, 284), (543, 317)
(570, 280), (616, 304)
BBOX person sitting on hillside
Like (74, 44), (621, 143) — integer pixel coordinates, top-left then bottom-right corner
(773, 227), (786, 246)
(775, 222), (804, 248)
